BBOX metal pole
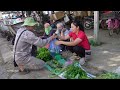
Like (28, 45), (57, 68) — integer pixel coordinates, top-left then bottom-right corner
(94, 11), (100, 44)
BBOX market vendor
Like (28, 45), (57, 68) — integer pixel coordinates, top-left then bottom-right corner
(55, 22), (70, 51)
(13, 17), (56, 74)
(55, 20), (91, 65)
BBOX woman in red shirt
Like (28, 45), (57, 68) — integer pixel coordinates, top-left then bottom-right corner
(55, 20), (91, 65)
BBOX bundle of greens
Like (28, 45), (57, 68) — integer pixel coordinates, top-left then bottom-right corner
(36, 48), (52, 62)
(52, 68), (64, 75)
(63, 64), (89, 79)
(95, 72), (120, 79)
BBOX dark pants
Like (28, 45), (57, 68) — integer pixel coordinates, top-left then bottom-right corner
(60, 40), (70, 51)
(60, 40), (69, 51)
(66, 46), (85, 58)
(60, 44), (66, 51)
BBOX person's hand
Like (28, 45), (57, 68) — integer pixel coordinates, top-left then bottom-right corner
(50, 33), (57, 40)
(55, 29), (60, 35)
(53, 33), (58, 38)
(44, 23), (50, 28)
(70, 38), (74, 42)
(61, 28), (66, 32)
(55, 41), (63, 45)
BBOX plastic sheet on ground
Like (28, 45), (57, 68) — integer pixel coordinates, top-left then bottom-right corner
(45, 52), (96, 79)
(58, 62), (96, 79)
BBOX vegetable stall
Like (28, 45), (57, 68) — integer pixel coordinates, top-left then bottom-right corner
(36, 47), (120, 79)
(36, 47), (95, 79)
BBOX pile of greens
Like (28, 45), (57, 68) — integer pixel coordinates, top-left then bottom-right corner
(95, 72), (120, 79)
(46, 59), (63, 69)
(46, 59), (64, 76)
(36, 48), (52, 62)
(52, 68), (64, 75)
(63, 64), (89, 79)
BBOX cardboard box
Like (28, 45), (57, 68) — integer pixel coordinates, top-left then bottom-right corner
(54, 11), (65, 20)
(87, 11), (93, 16)
(50, 14), (55, 20)
(80, 11), (88, 17)
(50, 11), (65, 20)
(73, 11), (88, 17)
(73, 11), (80, 16)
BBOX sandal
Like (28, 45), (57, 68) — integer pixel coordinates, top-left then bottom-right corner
(19, 69), (30, 75)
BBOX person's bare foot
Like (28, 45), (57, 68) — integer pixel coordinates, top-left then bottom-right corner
(79, 58), (85, 65)
(19, 69), (30, 75)
(18, 65), (30, 75)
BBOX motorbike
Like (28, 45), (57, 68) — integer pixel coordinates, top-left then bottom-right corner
(100, 19), (108, 29)
(84, 16), (108, 30)
(84, 16), (94, 30)
(106, 18), (120, 36)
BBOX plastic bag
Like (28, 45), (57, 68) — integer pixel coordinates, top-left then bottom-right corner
(48, 39), (61, 54)
(64, 14), (70, 23)
(64, 59), (73, 67)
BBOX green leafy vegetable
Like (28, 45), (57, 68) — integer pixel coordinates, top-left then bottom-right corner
(96, 72), (120, 79)
(46, 59), (63, 68)
(63, 64), (89, 79)
(36, 48), (52, 62)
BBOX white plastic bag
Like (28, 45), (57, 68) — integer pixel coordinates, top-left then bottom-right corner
(64, 14), (70, 23)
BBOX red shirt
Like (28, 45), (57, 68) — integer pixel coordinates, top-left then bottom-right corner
(69, 31), (90, 50)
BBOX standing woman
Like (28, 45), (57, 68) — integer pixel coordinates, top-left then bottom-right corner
(55, 20), (91, 65)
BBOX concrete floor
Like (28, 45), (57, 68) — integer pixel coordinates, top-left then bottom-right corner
(85, 29), (120, 74)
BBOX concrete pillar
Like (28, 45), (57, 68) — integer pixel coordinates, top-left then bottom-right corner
(94, 11), (100, 44)
(0, 12), (2, 19)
